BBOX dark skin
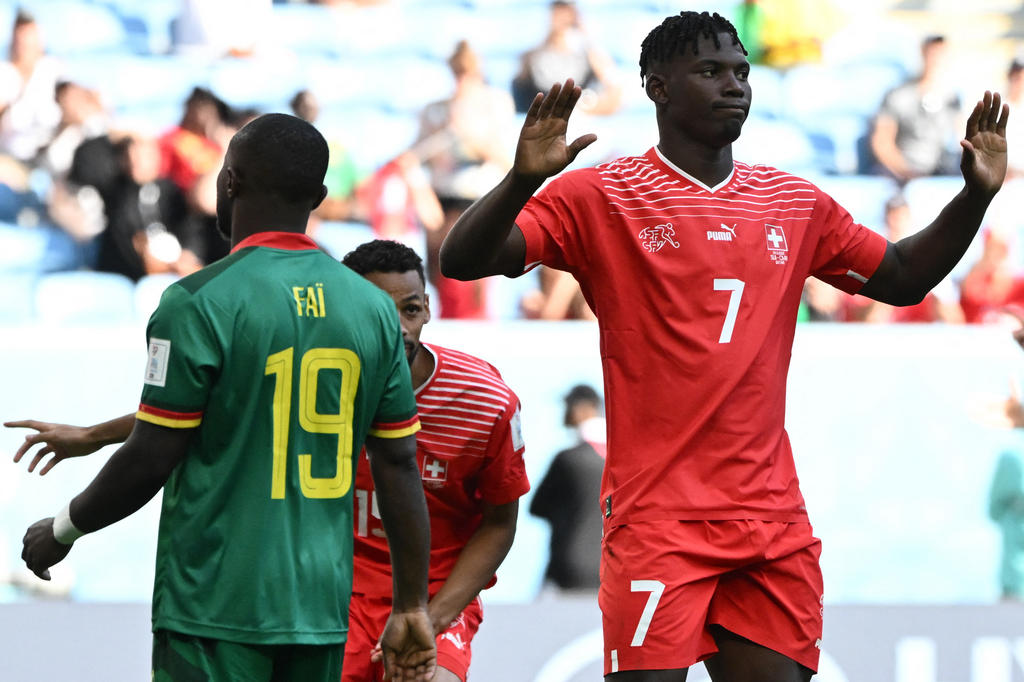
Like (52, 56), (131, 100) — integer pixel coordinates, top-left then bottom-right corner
(18, 123), (437, 682)
(439, 32), (1008, 682)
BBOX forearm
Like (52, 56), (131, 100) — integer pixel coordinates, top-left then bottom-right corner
(891, 186), (993, 302)
(428, 520), (516, 631)
(372, 455), (431, 612)
(439, 170), (540, 280)
(69, 439), (175, 533)
(86, 413), (136, 448)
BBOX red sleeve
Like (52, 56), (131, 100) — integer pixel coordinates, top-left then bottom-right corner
(515, 172), (589, 274)
(809, 187), (889, 295)
(476, 398), (530, 505)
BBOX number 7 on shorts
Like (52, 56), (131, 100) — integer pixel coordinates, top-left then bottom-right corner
(629, 580), (665, 646)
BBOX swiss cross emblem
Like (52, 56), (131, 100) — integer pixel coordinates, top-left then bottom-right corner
(765, 224), (788, 265)
(638, 223), (680, 253)
(421, 457), (448, 485)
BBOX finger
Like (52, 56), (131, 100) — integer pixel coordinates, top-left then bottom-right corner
(987, 91), (1001, 130)
(523, 91), (544, 125)
(567, 133), (598, 161)
(39, 455), (62, 476)
(537, 81), (563, 119)
(552, 78), (577, 118)
(4, 420), (44, 431)
(13, 432), (46, 463)
(997, 102), (1010, 137)
(964, 99), (983, 140)
(28, 445), (55, 473)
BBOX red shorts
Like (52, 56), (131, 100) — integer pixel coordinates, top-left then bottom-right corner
(599, 519), (823, 675)
(341, 594), (483, 682)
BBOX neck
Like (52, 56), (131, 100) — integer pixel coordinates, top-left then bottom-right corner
(410, 343), (435, 390)
(230, 205), (310, 249)
(656, 132), (734, 188)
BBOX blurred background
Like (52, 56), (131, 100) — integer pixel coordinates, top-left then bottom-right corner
(1, 0), (1024, 679)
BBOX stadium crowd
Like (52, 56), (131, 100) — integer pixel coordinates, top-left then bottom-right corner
(0, 0), (1021, 324)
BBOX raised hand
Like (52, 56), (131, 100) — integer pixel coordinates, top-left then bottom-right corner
(6, 420), (102, 475)
(514, 78), (598, 181)
(379, 608), (436, 682)
(961, 90), (1010, 198)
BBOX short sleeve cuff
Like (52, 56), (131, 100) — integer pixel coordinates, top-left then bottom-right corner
(369, 415), (421, 439)
(137, 403), (203, 429)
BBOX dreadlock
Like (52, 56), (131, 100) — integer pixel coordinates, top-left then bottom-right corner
(639, 11), (747, 84)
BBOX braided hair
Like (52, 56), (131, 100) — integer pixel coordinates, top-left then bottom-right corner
(639, 11), (747, 84)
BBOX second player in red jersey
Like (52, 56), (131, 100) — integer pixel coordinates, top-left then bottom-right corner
(342, 239), (529, 682)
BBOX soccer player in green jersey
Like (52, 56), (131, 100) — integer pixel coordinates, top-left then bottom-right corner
(16, 113), (437, 682)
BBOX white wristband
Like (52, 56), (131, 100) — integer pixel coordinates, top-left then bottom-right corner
(53, 503), (85, 545)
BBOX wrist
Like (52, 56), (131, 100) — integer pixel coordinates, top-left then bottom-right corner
(52, 503), (85, 545)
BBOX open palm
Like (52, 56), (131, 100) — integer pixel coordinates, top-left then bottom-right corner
(961, 90), (1010, 197)
(514, 78), (597, 180)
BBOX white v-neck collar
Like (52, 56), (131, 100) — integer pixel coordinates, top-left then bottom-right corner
(654, 145), (735, 194)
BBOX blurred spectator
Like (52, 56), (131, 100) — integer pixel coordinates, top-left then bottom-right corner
(869, 35), (961, 182)
(991, 369), (1024, 601)
(158, 87), (230, 196)
(842, 193), (964, 323)
(521, 266), (595, 320)
(42, 82), (109, 179)
(356, 151), (442, 242)
(0, 9), (62, 165)
(95, 136), (202, 282)
(731, 0), (766, 65)
(753, 0), (842, 69)
(174, 0), (271, 57)
(416, 40), (516, 319)
(290, 89), (363, 223)
(511, 0), (622, 116)
(1005, 58), (1023, 180)
(530, 384), (606, 592)
(959, 227), (1024, 324)
(798, 278), (843, 321)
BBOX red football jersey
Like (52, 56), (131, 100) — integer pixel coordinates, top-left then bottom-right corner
(351, 342), (529, 597)
(516, 148), (887, 524)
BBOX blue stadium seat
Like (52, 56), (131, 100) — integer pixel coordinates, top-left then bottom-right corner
(782, 62), (906, 122)
(263, 4), (345, 57)
(802, 174), (900, 233)
(314, 221), (376, 261)
(134, 273), (179, 322)
(318, 107), (420, 174)
(748, 65), (784, 119)
(802, 113), (870, 175)
(34, 271), (136, 325)
(64, 54), (203, 110)
(206, 55), (309, 109)
(98, 0), (179, 54)
(16, 1), (128, 55)
(732, 117), (819, 175)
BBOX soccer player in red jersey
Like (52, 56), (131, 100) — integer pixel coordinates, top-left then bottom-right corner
(439, 11), (1009, 682)
(341, 239), (529, 682)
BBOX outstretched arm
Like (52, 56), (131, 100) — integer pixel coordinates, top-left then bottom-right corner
(366, 433), (436, 682)
(426, 500), (519, 635)
(7, 413), (135, 475)
(860, 91), (1009, 305)
(21, 420), (192, 580)
(440, 78), (597, 281)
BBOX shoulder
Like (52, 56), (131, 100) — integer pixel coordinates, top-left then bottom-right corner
(429, 343), (519, 408)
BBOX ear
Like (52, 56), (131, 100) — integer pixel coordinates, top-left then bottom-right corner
(311, 184), (328, 211)
(423, 291), (432, 324)
(645, 73), (669, 105)
(224, 167), (238, 197)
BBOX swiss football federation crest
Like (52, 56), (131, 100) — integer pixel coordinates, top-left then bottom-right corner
(639, 223), (680, 253)
(421, 457), (448, 486)
(764, 224), (788, 265)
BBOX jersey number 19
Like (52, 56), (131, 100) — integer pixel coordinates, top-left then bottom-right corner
(264, 346), (360, 500)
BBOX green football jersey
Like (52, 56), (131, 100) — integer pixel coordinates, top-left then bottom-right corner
(137, 231), (419, 646)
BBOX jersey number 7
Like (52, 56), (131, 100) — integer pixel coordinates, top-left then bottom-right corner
(264, 346), (360, 500)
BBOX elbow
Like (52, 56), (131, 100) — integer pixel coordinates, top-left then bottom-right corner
(438, 244), (475, 281)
